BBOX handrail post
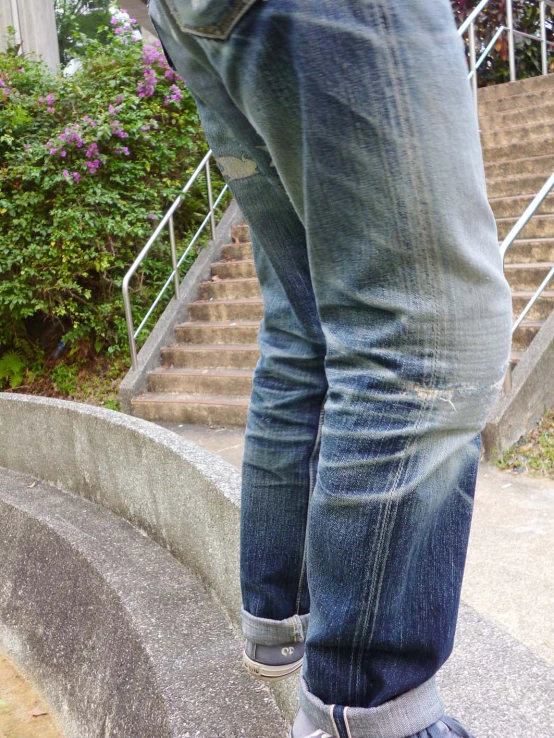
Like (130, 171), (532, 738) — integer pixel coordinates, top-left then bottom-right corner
(122, 277), (139, 372)
(540, 0), (548, 76)
(169, 214), (180, 299)
(469, 22), (479, 115)
(506, 0), (516, 81)
(206, 157), (216, 240)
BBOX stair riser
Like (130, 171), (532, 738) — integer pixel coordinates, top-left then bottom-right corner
(503, 241), (554, 264)
(479, 88), (554, 114)
(505, 267), (554, 291)
(212, 261), (257, 279)
(231, 224), (251, 243)
(222, 243), (253, 261)
(480, 103), (554, 131)
(188, 302), (264, 322)
(148, 373), (253, 396)
(162, 348), (259, 369)
(487, 175), (550, 199)
(175, 324), (260, 344)
(497, 217), (554, 241)
(132, 401), (248, 427)
(200, 280), (262, 300)
(511, 324), (541, 351)
(512, 296), (554, 321)
(490, 194), (554, 219)
(485, 156), (554, 180)
(484, 137), (554, 164)
(481, 122), (554, 150)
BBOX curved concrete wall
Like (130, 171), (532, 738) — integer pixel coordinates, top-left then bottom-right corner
(0, 393), (298, 723)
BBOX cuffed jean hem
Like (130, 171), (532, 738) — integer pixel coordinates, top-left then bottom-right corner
(241, 608), (309, 646)
(299, 676), (445, 738)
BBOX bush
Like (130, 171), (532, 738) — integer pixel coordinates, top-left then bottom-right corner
(0, 17), (217, 362)
(451, 0), (554, 85)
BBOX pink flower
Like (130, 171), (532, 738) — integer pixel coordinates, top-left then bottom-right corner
(62, 170), (70, 177)
(49, 147), (57, 154)
(115, 94), (124, 104)
(130, 17), (137, 23)
(110, 17), (118, 24)
(148, 213), (155, 220)
(47, 107), (54, 113)
(60, 150), (67, 157)
(46, 93), (55, 105)
(115, 27), (124, 35)
(73, 172), (81, 183)
(24, 143), (30, 150)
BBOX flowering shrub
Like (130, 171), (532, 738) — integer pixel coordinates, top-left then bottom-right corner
(0, 18), (217, 358)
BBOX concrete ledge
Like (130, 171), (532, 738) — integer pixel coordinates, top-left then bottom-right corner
(0, 467), (286, 738)
(119, 200), (243, 414)
(483, 308), (554, 459)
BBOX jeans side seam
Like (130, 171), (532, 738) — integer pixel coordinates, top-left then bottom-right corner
(294, 396), (326, 614)
(344, 709), (353, 738)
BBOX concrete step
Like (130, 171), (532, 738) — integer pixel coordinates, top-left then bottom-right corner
(487, 173), (551, 198)
(131, 393), (249, 426)
(511, 319), (544, 351)
(479, 86), (554, 115)
(503, 238), (554, 264)
(188, 299), (264, 323)
(504, 262), (554, 290)
(188, 299), (264, 322)
(481, 120), (554, 150)
(480, 100), (554, 131)
(231, 224), (251, 243)
(490, 193), (554, 220)
(212, 259), (257, 279)
(200, 277), (261, 301)
(175, 320), (260, 344)
(161, 343), (259, 369)
(147, 367), (253, 396)
(478, 73), (554, 101)
(221, 242), (253, 261)
(485, 153), (554, 181)
(483, 135), (554, 165)
(497, 213), (554, 240)
(512, 290), (554, 321)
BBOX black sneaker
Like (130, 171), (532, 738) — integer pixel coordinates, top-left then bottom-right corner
(242, 639), (304, 681)
(290, 710), (474, 738)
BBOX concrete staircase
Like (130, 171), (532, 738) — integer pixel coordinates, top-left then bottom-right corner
(132, 75), (554, 427)
(132, 224), (260, 426)
(480, 74), (554, 364)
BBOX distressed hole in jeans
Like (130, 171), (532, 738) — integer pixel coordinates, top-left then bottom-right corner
(217, 154), (259, 181)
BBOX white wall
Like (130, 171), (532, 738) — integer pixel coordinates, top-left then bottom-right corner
(0, 0), (60, 71)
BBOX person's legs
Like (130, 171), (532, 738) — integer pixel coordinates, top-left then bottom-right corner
(149, 0), (513, 735)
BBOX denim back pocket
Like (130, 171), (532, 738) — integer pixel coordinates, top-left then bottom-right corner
(161, 0), (262, 39)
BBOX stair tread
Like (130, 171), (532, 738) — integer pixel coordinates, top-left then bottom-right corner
(133, 393), (250, 406)
(511, 236), (554, 244)
(511, 289), (554, 297)
(489, 192), (554, 203)
(164, 343), (259, 351)
(485, 152), (554, 169)
(480, 87), (554, 108)
(149, 367), (254, 377)
(191, 298), (263, 306)
(212, 259), (255, 267)
(515, 319), (545, 327)
(482, 119), (554, 141)
(203, 277), (259, 284)
(496, 212), (554, 223)
(176, 320), (260, 328)
(504, 262), (554, 269)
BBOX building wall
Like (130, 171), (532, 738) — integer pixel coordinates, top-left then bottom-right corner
(0, 0), (60, 71)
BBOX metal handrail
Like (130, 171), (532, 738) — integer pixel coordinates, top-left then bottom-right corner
(458, 0), (553, 114)
(122, 149), (229, 371)
(500, 171), (554, 335)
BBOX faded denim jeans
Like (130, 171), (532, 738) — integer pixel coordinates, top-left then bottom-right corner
(148, 0), (513, 735)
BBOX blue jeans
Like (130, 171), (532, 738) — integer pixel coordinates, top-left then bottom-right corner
(149, 1), (513, 735)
